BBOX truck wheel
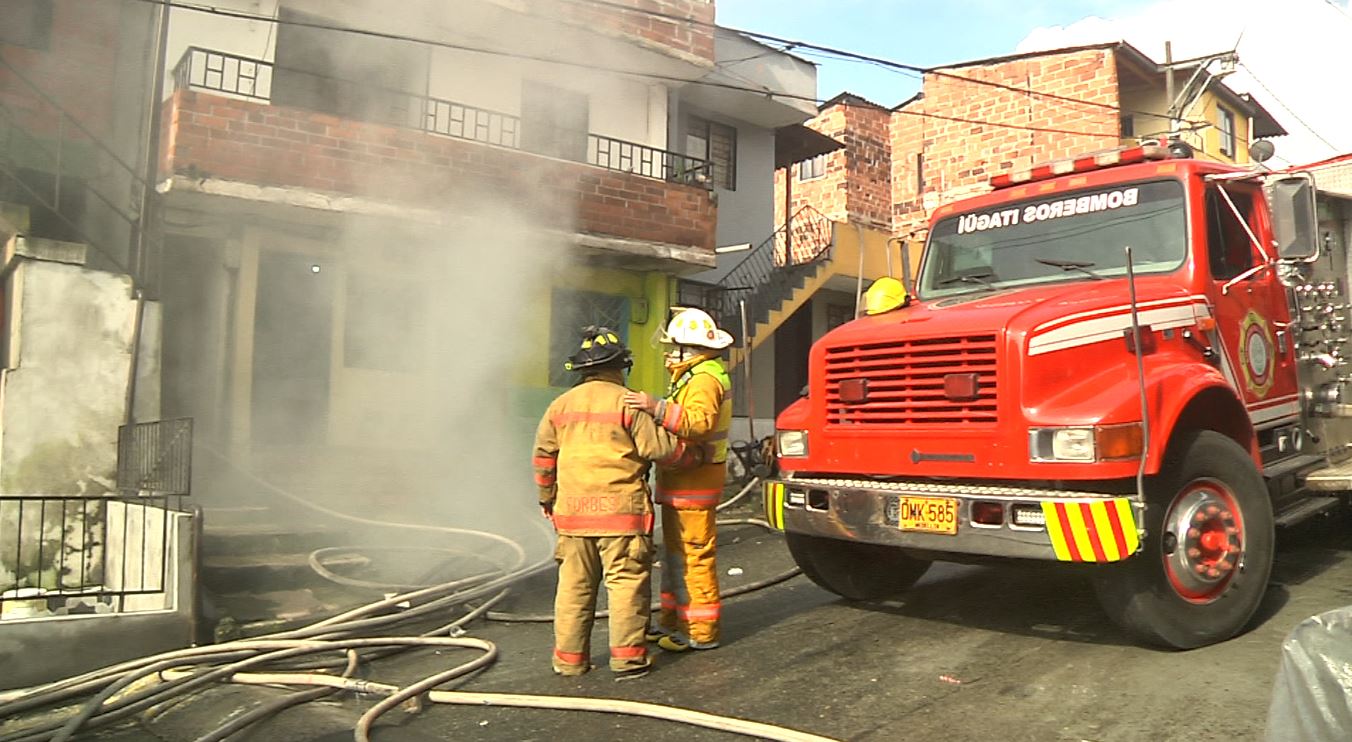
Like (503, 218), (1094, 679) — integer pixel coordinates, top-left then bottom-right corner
(786, 532), (931, 601)
(1092, 430), (1274, 649)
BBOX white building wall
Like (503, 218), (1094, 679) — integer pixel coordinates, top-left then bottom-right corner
(165, 1), (666, 150)
(0, 249), (138, 495)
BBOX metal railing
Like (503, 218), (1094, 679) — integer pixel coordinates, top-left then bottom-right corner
(117, 418), (193, 496)
(0, 495), (187, 619)
(0, 54), (158, 279)
(715, 205), (834, 323)
(171, 47), (712, 189)
(0, 418), (194, 619)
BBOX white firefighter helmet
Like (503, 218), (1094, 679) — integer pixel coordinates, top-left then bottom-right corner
(659, 307), (734, 350)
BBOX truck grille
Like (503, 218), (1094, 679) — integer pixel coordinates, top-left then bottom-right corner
(824, 334), (998, 425)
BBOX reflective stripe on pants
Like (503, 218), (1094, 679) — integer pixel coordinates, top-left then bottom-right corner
(553, 534), (654, 672)
(657, 505), (720, 645)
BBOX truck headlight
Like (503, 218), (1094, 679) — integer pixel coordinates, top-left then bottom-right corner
(777, 430), (809, 458)
(1029, 424), (1143, 462)
(1029, 427), (1094, 462)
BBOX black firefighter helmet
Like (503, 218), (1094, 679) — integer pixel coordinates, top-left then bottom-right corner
(564, 326), (633, 373)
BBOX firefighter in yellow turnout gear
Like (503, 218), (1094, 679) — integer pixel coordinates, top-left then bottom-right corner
(533, 327), (690, 679)
(625, 308), (734, 651)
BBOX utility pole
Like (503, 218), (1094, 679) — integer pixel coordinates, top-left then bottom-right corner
(1164, 41), (1175, 138)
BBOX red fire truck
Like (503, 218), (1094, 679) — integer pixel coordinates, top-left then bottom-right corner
(764, 143), (1352, 648)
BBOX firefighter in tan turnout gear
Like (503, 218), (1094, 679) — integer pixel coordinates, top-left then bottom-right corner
(624, 308), (734, 652)
(533, 327), (691, 679)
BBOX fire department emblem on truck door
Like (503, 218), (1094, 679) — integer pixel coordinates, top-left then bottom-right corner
(1240, 310), (1274, 398)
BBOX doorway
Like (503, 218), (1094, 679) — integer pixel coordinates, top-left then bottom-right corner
(251, 249), (333, 446)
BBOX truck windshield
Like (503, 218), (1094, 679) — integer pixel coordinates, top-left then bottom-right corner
(920, 179), (1186, 298)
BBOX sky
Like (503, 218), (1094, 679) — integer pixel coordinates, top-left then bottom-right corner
(716, 0), (1352, 166)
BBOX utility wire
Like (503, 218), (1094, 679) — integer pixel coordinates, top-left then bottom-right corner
(553, 0), (1194, 124)
(123, 0), (1126, 139)
(1236, 61), (1339, 153)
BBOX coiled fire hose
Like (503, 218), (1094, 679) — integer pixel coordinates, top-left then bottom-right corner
(0, 452), (826, 742)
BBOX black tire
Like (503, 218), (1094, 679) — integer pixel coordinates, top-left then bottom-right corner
(1092, 430), (1275, 649)
(786, 531), (932, 601)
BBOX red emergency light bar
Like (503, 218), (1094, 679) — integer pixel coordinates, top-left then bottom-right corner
(990, 144), (1170, 189)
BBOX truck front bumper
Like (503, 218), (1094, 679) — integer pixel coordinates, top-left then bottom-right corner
(764, 476), (1145, 563)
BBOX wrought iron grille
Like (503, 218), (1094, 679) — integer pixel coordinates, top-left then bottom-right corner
(590, 134), (712, 187)
(425, 98), (519, 148)
(173, 47), (272, 101)
(715, 205), (836, 334)
(0, 495), (187, 618)
(117, 418), (193, 496)
(171, 47), (710, 189)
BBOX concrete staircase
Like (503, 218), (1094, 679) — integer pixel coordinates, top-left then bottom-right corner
(200, 520), (367, 639)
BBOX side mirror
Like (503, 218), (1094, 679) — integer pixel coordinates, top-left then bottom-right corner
(1265, 175), (1319, 261)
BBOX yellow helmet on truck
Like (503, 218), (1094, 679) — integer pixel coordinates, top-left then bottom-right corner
(864, 277), (909, 315)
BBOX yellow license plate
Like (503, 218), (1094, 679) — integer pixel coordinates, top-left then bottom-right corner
(897, 496), (959, 535)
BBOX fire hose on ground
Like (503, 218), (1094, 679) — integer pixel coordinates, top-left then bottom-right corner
(0, 452), (824, 742)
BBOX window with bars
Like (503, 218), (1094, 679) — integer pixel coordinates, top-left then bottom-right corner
(1218, 106), (1237, 158)
(549, 290), (631, 387)
(799, 153), (828, 181)
(686, 116), (737, 190)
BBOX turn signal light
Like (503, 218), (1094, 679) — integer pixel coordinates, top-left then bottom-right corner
(1096, 423), (1145, 460)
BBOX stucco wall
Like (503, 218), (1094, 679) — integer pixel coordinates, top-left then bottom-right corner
(0, 257), (137, 495)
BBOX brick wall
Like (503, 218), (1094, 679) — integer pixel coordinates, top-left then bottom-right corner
(159, 90), (715, 251)
(776, 104), (848, 228)
(516, 0), (715, 65)
(892, 47), (1121, 233)
(0, 1), (122, 142)
(842, 103), (893, 230)
(775, 98), (894, 234)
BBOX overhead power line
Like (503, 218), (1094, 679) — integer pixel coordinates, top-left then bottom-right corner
(124, 0), (1126, 139)
(1236, 61), (1338, 153)
(553, 0), (1192, 124)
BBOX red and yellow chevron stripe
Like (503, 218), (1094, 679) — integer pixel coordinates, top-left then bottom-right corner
(764, 482), (786, 530)
(1042, 499), (1140, 562)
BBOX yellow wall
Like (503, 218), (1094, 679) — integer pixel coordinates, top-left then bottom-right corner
(1118, 82), (1252, 164)
(832, 222), (922, 287)
(521, 264), (676, 394)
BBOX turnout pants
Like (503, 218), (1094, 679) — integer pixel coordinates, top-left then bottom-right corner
(553, 534), (654, 674)
(657, 506), (720, 645)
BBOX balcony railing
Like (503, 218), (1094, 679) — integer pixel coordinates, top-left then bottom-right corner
(171, 47), (712, 189)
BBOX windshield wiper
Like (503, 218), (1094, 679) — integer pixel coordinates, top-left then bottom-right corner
(938, 271), (998, 290)
(1035, 257), (1104, 280)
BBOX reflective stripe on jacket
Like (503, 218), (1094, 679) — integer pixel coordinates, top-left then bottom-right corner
(534, 374), (685, 536)
(654, 355), (732, 510)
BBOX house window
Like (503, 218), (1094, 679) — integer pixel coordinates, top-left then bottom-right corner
(825, 303), (854, 329)
(799, 154), (827, 181)
(1218, 106), (1237, 158)
(686, 116), (737, 190)
(1205, 186), (1256, 280)
(915, 153), (925, 194)
(344, 273), (428, 373)
(549, 290), (630, 387)
(273, 9), (429, 127)
(522, 81), (589, 162)
(0, 1), (53, 50)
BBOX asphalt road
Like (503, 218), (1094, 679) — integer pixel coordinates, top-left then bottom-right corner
(131, 510), (1352, 742)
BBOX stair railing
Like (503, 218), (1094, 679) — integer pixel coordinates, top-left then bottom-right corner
(0, 53), (161, 282)
(714, 205), (836, 340)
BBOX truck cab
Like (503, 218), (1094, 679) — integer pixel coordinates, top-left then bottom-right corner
(765, 144), (1345, 648)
